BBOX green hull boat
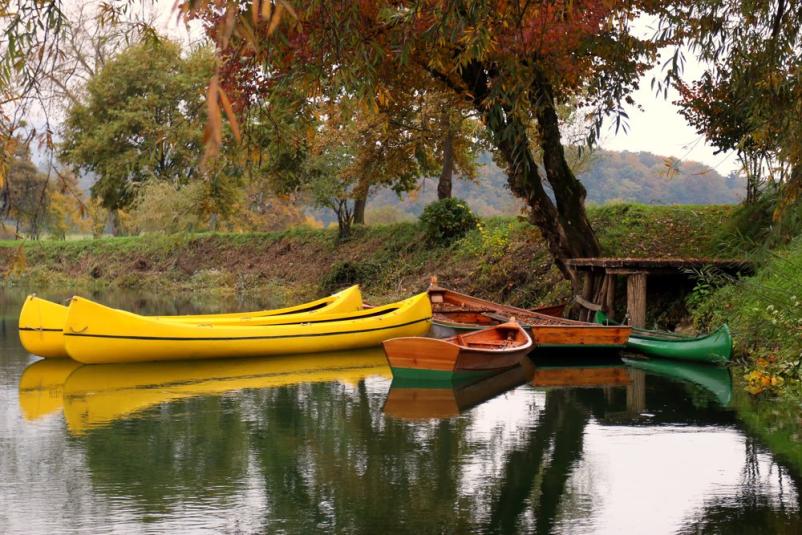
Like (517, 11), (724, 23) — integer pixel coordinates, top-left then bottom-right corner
(595, 311), (732, 364)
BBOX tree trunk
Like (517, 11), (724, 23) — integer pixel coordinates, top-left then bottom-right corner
(353, 183), (369, 225)
(438, 114), (454, 200)
(458, 61), (600, 292)
(335, 199), (353, 240)
(353, 197), (367, 225)
(531, 67), (601, 261)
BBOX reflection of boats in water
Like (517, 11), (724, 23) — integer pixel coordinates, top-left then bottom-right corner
(622, 357), (733, 407)
(529, 354), (633, 389)
(62, 348), (390, 435)
(532, 365), (633, 388)
(18, 358), (83, 419)
(383, 358), (535, 420)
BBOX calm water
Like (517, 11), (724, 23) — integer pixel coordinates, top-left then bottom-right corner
(2, 288), (801, 534)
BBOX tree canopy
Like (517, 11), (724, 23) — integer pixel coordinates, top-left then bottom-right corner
(188, 0), (672, 286)
(59, 38), (216, 214)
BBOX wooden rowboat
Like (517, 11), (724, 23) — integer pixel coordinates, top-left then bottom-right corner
(18, 285), (363, 358)
(63, 292), (431, 364)
(428, 281), (631, 349)
(382, 320), (533, 381)
(595, 311), (733, 364)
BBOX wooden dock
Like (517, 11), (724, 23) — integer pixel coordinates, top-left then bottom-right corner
(566, 257), (752, 327)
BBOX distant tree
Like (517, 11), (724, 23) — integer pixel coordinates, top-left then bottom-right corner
(661, 1), (802, 212)
(59, 37), (216, 232)
(3, 142), (49, 238)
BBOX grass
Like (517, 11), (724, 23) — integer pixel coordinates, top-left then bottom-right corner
(0, 204), (734, 309)
(691, 235), (802, 396)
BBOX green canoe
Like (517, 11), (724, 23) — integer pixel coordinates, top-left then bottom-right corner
(595, 311), (732, 364)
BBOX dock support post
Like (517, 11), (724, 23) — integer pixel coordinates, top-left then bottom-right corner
(626, 272), (647, 328)
(604, 273), (615, 315)
(580, 271), (594, 322)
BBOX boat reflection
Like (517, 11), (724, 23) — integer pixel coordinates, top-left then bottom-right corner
(383, 358), (536, 420)
(60, 347), (390, 434)
(18, 358), (83, 420)
(623, 356), (733, 407)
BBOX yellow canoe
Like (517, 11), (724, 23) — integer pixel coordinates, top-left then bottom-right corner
(18, 285), (363, 359)
(62, 348), (390, 434)
(64, 292), (432, 364)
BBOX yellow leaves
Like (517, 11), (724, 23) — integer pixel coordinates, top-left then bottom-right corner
(203, 74), (241, 162)
(0, 135), (19, 191)
(376, 85), (392, 107)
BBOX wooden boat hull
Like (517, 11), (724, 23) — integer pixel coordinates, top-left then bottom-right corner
(18, 286), (362, 359)
(429, 284), (630, 349)
(383, 321), (533, 381)
(63, 292), (432, 364)
(431, 317), (630, 348)
(595, 312), (733, 364)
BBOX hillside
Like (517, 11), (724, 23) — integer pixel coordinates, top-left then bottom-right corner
(356, 150), (742, 224)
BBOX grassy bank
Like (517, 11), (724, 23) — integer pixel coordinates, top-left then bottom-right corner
(0, 204), (730, 306)
(692, 235), (802, 396)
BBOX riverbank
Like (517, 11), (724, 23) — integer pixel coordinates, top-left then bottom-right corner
(0, 203), (730, 308)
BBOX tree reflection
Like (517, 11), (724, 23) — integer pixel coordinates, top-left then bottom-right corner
(77, 395), (250, 511)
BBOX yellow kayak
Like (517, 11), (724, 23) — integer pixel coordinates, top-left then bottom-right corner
(64, 292), (433, 364)
(18, 285), (363, 358)
(62, 348), (390, 434)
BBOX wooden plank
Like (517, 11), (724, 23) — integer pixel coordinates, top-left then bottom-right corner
(604, 273), (615, 314)
(574, 295), (602, 311)
(626, 272), (647, 328)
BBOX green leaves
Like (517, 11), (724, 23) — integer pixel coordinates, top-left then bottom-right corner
(60, 38), (216, 211)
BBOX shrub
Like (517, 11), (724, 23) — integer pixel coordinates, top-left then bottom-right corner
(321, 261), (380, 294)
(419, 198), (477, 245)
(691, 236), (802, 394)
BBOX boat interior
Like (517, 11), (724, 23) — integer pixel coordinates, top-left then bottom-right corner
(447, 323), (529, 349)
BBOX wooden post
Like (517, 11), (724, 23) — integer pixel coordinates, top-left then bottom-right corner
(626, 272), (647, 327)
(604, 273), (615, 316)
(580, 271), (594, 322)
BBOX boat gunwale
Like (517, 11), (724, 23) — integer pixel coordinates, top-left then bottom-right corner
(63, 316), (433, 342)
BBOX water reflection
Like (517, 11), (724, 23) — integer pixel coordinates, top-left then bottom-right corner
(18, 359), (82, 420)
(384, 359), (536, 420)
(60, 348), (389, 434)
(2, 287), (802, 534)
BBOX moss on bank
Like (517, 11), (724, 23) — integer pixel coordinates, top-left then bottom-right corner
(0, 204), (731, 307)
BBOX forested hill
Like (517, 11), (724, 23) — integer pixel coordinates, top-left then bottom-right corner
(364, 150), (743, 222)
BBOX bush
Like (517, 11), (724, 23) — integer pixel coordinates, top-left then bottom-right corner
(321, 261), (381, 294)
(691, 236), (802, 395)
(419, 198), (477, 245)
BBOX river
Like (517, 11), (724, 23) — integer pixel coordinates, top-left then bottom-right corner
(1, 288), (800, 534)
